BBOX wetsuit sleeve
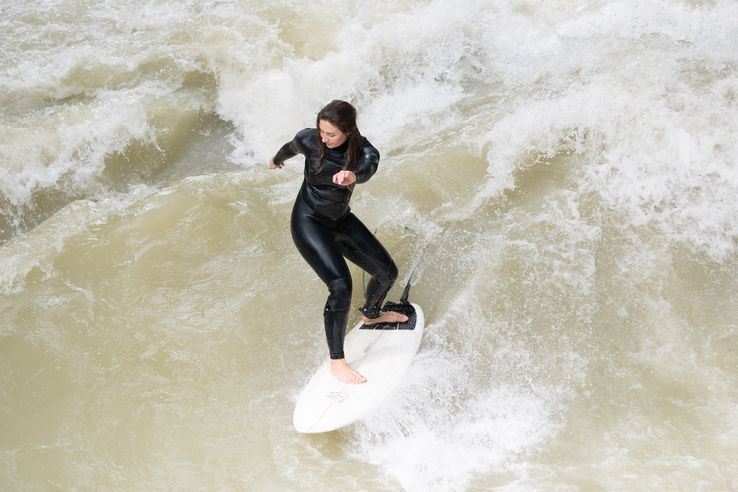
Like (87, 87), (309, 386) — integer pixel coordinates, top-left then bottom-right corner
(353, 145), (380, 184)
(271, 129), (310, 165)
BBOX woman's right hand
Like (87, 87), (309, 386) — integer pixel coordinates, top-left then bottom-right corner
(268, 159), (284, 170)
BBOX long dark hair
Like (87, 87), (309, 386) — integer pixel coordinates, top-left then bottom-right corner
(314, 100), (363, 174)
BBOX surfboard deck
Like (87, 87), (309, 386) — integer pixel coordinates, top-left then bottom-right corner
(293, 302), (425, 433)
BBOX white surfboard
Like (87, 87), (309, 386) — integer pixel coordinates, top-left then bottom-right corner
(293, 303), (425, 433)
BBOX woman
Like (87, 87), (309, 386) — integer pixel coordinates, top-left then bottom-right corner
(268, 100), (407, 384)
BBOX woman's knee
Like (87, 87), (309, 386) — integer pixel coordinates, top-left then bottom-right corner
(375, 260), (398, 286)
(387, 260), (398, 284)
(325, 276), (352, 311)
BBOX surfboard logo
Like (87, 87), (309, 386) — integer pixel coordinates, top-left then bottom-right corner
(326, 390), (350, 402)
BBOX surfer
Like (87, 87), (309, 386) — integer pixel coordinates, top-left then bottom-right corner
(268, 100), (408, 384)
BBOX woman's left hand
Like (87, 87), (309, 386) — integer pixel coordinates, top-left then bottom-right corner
(332, 170), (357, 187)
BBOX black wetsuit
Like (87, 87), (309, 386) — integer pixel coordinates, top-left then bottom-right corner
(272, 128), (398, 359)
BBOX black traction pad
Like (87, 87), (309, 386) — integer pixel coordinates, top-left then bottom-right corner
(360, 302), (416, 331)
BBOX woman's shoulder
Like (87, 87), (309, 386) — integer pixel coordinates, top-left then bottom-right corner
(295, 127), (317, 144)
(289, 127), (317, 155)
(361, 136), (380, 161)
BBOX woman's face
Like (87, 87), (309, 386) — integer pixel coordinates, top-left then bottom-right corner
(318, 119), (348, 149)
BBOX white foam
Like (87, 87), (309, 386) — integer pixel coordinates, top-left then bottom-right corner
(218, 0), (488, 161)
(354, 362), (559, 492)
(0, 0), (261, 227)
(0, 85), (160, 208)
(461, 1), (738, 262)
(4, 0), (737, 263)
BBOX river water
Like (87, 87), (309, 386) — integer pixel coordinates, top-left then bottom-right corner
(1, 1), (737, 490)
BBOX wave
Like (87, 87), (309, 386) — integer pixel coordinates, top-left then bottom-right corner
(2, 2), (738, 489)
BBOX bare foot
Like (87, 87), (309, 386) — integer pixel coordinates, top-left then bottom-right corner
(362, 311), (409, 325)
(330, 359), (367, 384)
